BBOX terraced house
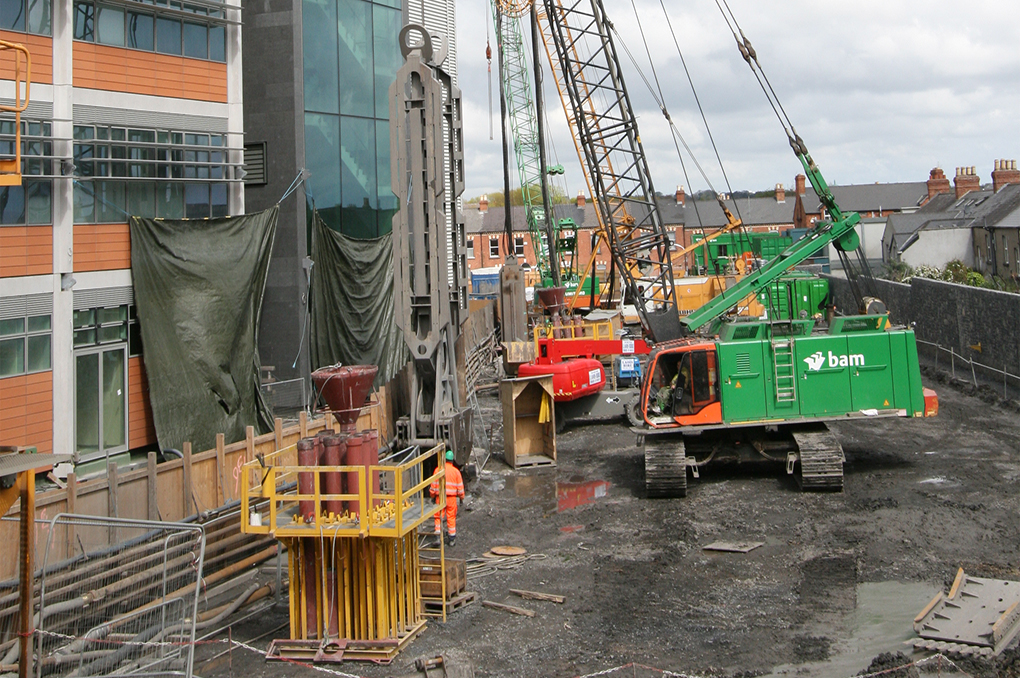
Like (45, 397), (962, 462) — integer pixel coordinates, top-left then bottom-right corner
(0, 0), (244, 465)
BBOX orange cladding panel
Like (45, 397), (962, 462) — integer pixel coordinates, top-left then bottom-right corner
(0, 226), (52, 277)
(0, 372), (53, 454)
(128, 356), (156, 449)
(73, 223), (130, 272)
(0, 31), (52, 85)
(73, 42), (227, 102)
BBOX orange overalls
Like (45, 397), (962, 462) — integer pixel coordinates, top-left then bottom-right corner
(430, 461), (464, 537)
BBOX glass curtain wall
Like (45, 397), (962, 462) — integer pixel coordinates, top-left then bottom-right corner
(303, 0), (401, 238)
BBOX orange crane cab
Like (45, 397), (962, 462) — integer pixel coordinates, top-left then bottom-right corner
(639, 339), (723, 429)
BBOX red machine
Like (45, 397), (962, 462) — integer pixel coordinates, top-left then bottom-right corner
(520, 320), (651, 402)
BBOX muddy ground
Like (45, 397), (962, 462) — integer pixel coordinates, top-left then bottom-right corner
(205, 368), (1020, 678)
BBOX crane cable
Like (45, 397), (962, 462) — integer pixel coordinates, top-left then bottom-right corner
(609, 16), (711, 232)
(713, 0), (807, 157)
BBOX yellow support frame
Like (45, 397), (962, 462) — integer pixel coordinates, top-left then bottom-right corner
(0, 39), (30, 186)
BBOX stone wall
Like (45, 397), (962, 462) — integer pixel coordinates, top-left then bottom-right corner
(826, 275), (1020, 381)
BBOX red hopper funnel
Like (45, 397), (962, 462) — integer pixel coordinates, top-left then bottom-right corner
(311, 364), (378, 429)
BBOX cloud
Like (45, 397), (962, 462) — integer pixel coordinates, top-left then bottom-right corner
(455, 0), (1020, 199)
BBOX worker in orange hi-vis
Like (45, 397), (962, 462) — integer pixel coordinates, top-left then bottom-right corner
(430, 450), (465, 547)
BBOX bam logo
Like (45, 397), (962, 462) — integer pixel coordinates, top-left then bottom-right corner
(803, 350), (865, 371)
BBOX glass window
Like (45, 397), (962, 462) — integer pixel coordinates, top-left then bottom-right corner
(127, 181), (155, 217)
(515, 237), (525, 257)
(0, 185), (25, 224)
(208, 24), (224, 61)
(27, 0), (51, 35)
(466, 238), (474, 259)
(340, 115), (376, 238)
(336, 0), (373, 117)
(0, 313), (51, 376)
(182, 20), (206, 58)
(95, 180), (126, 223)
(0, 338), (24, 377)
(304, 112), (341, 228)
(96, 4), (124, 45)
(157, 182), (184, 218)
(26, 334), (50, 371)
(0, 318), (24, 335)
(372, 4), (400, 118)
(0, 0), (26, 31)
(74, 182), (95, 223)
(75, 352), (100, 454)
(302, 0), (338, 114)
(375, 119), (395, 235)
(73, 0), (94, 40)
(127, 11), (153, 50)
(210, 183), (227, 217)
(27, 315), (49, 332)
(155, 16), (180, 54)
(184, 182), (209, 218)
(489, 237), (499, 258)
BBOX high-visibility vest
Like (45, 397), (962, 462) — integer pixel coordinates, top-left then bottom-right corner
(430, 462), (465, 498)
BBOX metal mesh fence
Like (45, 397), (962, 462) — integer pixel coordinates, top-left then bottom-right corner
(261, 377), (308, 418)
(31, 515), (205, 678)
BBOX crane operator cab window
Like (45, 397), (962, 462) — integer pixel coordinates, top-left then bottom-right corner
(647, 348), (718, 423)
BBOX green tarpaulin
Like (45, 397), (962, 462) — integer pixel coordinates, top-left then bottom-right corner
(130, 207), (278, 452)
(309, 210), (408, 388)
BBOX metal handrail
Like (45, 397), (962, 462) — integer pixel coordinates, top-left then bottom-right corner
(916, 338), (1020, 399)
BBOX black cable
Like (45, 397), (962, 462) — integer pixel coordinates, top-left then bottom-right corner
(658, 0), (742, 225)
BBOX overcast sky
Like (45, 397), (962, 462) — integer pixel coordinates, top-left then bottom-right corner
(453, 0), (1019, 202)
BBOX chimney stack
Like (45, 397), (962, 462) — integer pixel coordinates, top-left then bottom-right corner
(795, 174), (806, 196)
(954, 167), (980, 199)
(926, 167), (951, 201)
(775, 183), (785, 203)
(576, 190), (586, 207)
(479, 194), (489, 213)
(675, 185), (685, 206)
(991, 159), (1020, 193)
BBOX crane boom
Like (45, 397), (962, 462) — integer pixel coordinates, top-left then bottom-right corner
(683, 151), (860, 331)
(540, 0), (682, 342)
(492, 2), (561, 286)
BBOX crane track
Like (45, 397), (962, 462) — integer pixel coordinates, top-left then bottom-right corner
(644, 438), (687, 498)
(792, 427), (845, 492)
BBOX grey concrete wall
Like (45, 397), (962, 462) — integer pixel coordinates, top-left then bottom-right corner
(826, 275), (1020, 380)
(243, 0), (308, 381)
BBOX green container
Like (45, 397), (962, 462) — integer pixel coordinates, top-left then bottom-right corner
(714, 319), (927, 425)
(757, 274), (830, 321)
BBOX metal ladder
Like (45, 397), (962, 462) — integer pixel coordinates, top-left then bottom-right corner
(771, 323), (797, 403)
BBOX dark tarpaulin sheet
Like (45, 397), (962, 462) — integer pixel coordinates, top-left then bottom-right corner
(309, 210), (408, 388)
(130, 207), (278, 452)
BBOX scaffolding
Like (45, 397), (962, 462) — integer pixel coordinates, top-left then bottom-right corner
(241, 441), (447, 664)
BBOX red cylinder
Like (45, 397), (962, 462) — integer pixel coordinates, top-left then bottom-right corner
(321, 435), (343, 517)
(296, 438), (316, 522)
(345, 433), (364, 517)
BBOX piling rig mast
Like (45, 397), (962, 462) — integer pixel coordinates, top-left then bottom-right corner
(539, 0), (682, 342)
(390, 25), (472, 457)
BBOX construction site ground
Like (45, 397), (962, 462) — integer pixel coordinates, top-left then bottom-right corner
(205, 367), (1020, 678)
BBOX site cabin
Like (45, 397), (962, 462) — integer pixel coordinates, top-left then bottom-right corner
(636, 315), (939, 497)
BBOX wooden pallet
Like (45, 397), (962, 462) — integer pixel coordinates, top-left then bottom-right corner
(424, 591), (476, 614)
(265, 620), (427, 666)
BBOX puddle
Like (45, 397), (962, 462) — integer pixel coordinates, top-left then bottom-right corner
(557, 480), (610, 512)
(763, 580), (938, 677)
(503, 473), (556, 499)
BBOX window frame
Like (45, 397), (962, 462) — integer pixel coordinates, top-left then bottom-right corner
(514, 236), (525, 258)
(0, 313), (52, 378)
(488, 236), (499, 258)
(466, 237), (474, 259)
